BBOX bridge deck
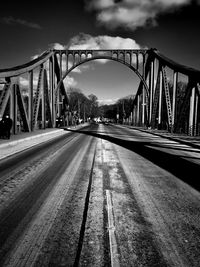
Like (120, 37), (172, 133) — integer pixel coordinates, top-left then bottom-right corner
(0, 125), (200, 163)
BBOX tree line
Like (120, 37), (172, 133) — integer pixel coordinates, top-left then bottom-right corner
(63, 87), (136, 125)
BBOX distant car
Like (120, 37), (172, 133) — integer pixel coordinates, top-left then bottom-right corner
(56, 117), (63, 127)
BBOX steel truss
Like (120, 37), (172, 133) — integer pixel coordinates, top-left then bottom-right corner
(132, 49), (200, 136)
(0, 48), (199, 136)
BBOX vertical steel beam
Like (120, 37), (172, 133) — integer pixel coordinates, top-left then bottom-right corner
(10, 84), (17, 134)
(83, 103), (85, 123)
(158, 69), (163, 125)
(153, 60), (158, 94)
(142, 53), (145, 77)
(78, 52), (81, 64)
(142, 86), (145, 125)
(136, 52), (139, 70)
(133, 106), (136, 126)
(72, 53), (75, 67)
(59, 52), (62, 78)
(172, 71), (178, 131)
(117, 51), (119, 60)
(189, 87), (195, 135)
(49, 56), (55, 127)
(194, 88), (198, 136)
(41, 67), (46, 129)
(123, 52), (126, 64)
(28, 70), (33, 131)
(137, 95), (140, 125)
(9, 85), (14, 134)
(130, 111), (133, 125)
(66, 53), (69, 71)
(57, 90), (62, 118)
(130, 53), (132, 66)
(149, 60), (154, 125)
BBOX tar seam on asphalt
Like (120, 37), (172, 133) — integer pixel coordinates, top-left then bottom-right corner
(106, 189), (120, 267)
(73, 142), (97, 267)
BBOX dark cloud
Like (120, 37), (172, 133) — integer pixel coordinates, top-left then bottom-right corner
(1, 16), (42, 30)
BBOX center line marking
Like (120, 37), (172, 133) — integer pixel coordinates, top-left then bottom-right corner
(106, 189), (120, 267)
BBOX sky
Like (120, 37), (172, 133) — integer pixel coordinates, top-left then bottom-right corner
(0, 0), (200, 104)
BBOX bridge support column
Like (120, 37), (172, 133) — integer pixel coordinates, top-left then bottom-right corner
(136, 52), (139, 70)
(172, 71), (178, 132)
(10, 84), (17, 134)
(132, 106), (136, 126)
(137, 95), (140, 126)
(189, 87), (195, 135)
(142, 87), (145, 126)
(66, 53), (69, 72)
(59, 53), (62, 78)
(158, 68), (163, 126)
(194, 89), (199, 136)
(28, 70), (33, 131)
(49, 56), (55, 127)
(149, 60), (154, 126)
(57, 90), (63, 118)
(41, 69), (46, 129)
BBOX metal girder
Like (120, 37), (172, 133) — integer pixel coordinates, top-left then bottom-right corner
(0, 51), (54, 79)
(54, 54), (68, 104)
(43, 69), (52, 127)
(162, 66), (173, 129)
(133, 51), (153, 104)
(0, 78), (11, 117)
(175, 80), (194, 133)
(172, 71), (178, 129)
(151, 63), (162, 128)
(151, 49), (200, 81)
(32, 65), (44, 129)
(16, 85), (30, 132)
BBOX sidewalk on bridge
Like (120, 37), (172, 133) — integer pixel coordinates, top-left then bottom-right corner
(0, 123), (89, 160)
(125, 125), (200, 149)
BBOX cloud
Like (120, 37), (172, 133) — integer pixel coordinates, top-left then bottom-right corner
(1, 16), (42, 29)
(31, 54), (40, 60)
(67, 33), (142, 64)
(68, 33), (141, 50)
(64, 76), (77, 88)
(85, 0), (191, 30)
(20, 73), (77, 92)
(19, 76), (38, 87)
(49, 43), (66, 50)
(98, 98), (118, 105)
(86, 0), (115, 10)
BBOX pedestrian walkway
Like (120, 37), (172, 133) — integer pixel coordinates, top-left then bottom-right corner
(128, 126), (200, 149)
(0, 128), (67, 160)
(0, 123), (89, 160)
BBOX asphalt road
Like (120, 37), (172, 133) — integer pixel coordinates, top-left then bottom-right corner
(0, 123), (200, 267)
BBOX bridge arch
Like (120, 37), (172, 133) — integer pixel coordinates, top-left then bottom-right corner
(56, 55), (149, 99)
(0, 48), (199, 136)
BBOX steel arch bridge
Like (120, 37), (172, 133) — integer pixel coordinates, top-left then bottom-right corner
(0, 48), (199, 136)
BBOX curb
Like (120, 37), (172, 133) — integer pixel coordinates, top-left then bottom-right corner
(133, 128), (200, 150)
(0, 123), (89, 150)
(116, 125), (200, 150)
(0, 129), (65, 149)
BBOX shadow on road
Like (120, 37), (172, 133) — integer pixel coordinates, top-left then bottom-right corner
(64, 127), (200, 192)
